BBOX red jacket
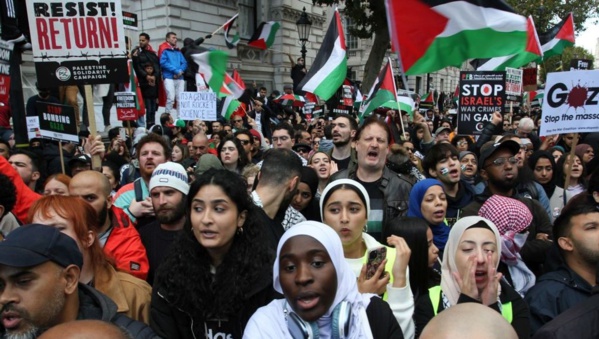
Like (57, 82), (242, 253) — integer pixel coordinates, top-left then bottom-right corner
(106, 206), (150, 280)
(0, 156), (41, 223)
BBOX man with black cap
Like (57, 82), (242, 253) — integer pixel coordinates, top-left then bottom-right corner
(68, 154), (91, 177)
(461, 140), (553, 274)
(434, 126), (451, 144)
(0, 224), (156, 338)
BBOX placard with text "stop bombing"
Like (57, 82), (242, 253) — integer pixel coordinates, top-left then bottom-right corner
(540, 70), (599, 137)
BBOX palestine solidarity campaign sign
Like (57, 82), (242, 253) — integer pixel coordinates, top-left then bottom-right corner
(26, 0), (129, 87)
(457, 71), (505, 135)
(540, 70), (599, 136)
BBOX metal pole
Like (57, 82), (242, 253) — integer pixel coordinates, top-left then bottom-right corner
(10, 46), (27, 147)
(300, 41), (307, 64)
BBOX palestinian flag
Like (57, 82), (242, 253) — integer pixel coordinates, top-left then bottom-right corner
(219, 72), (245, 99)
(125, 60), (145, 117)
(232, 69), (246, 90)
(386, 0), (529, 75)
(221, 96), (242, 120)
(452, 84), (459, 106)
(223, 14), (240, 49)
(192, 50), (229, 93)
(420, 90), (435, 108)
(525, 90), (544, 107)
(298, 10), (346, 100)
(539, 13), (575, 60)
(248, 21), (280, 50)
(381, 95), (415, 115)
(472, 16), (543, 71)
(360, 58), (397, 118)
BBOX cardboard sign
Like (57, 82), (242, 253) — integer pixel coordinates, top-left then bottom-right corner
(178, 91), (217, 121)
(115, 92), (137, 120)
(36, 102), (78, 143)
(457, 71), (505, 135)
(523, 68), (537, 92)
(505, 67), (523, 101)
(122, 11), (138, 30)
(332, 105), (353, 115)
(26, 0), (129, 87)
(26, 116), (42, 140)
(540, 70), (599, 136)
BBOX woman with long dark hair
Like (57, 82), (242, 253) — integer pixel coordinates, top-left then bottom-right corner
(150, 169), (277, 338)
(556, 153), (587, 202)
(385, 216), (440, 300)
(217, 135), (250, 174)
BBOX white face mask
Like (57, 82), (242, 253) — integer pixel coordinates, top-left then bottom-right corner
(513, 231), (528, 251)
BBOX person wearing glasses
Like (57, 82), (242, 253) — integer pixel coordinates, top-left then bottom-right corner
(461, 140), (553, 276)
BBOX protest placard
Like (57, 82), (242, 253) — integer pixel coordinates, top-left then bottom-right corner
(115, 92), (137, 120)
(523, 68), (537, 92)
(122, 11), (138, 30)
(26, 0), (128, 87)
(36, 102), (78, 143)
(26, 116), (41, 140)
(540, 70), (599, 136)
(570, 59), (593, 71)
(0, 41), (12, 105)
(178, 92), (217, 121)
(505, 67), (523, 101)
(457, 71), (505, 135)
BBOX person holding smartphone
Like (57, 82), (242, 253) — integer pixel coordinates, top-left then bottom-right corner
(320, 179), (415, 338)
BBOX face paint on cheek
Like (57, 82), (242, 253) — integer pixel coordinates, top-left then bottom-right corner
(440, 167), (449, 175)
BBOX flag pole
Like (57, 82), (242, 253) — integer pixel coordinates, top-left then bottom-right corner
(211, 14), (238, 36)
(388, 57), (406, 138)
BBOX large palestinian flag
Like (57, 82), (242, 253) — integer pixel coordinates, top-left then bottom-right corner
(539, 13), (575, 60)
(298, 10), (346, 100)
(360, 58), (397, 118)
(386, 0), (529, 75)
(192, 50), (229, 93)
(472, 16), (542, 71)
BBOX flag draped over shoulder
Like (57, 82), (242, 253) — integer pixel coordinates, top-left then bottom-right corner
(223, 14), (240, 49)
(192, 50), (229, 94)
(360, 58), (397, 118)
(539, 13), (575, 60)
(386, 0), (529, 75)
(248, 21), (280, 50)
(471, 16), (542, 71)
(298, 10), (347, 100)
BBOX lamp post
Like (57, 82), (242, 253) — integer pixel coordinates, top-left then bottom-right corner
(296, 7), (312, 63)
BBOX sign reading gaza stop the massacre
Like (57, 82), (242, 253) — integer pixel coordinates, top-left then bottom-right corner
(26, 0), (129, 87)
(540, 70), (599, 137)
(457, 71), (505, 135)
(36, 102), (78, 143)
(178, 92), (217, 121)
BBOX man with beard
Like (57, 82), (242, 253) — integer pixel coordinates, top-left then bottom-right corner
(328, 115), (357, 171)
(0, 224), (156, 338)
(330, 117), (412, 241)
(525, 201), (599, 333)
(252, 149), (303, 250)
(461, 140), (553, 274)
(114, 133), (169, 229)
(139, 162), (188, 285)
(422, 143), (475, 227)
(69, 171), (149, 280)
(8, 151), (41, 192)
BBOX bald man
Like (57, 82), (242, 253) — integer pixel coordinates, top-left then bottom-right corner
(420, 303), (517, 339)
(70, 170), (149, 280)
(190, 132), (208, 161)
(39, 320), (132, 339)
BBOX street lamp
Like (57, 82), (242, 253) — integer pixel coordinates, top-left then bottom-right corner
(296, 7), (312, 62)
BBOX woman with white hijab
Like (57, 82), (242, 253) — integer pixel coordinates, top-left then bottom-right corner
(413, 216), (530, 339)
(244, 221), (403, 338)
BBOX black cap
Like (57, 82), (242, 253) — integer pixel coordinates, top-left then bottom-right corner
(292, 142), (312, 153)
(0, 224), (83, 269)
(478, 140), (520, 167)
(68, 154), (91, 167)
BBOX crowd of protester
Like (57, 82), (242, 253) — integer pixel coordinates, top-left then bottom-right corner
(1, 32), (599, 339)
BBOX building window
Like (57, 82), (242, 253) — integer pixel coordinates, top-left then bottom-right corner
(239, 0), (256, 39)
(345, 17), (358, 50)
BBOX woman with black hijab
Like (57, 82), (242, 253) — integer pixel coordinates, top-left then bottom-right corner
(528, 150), (565, 222)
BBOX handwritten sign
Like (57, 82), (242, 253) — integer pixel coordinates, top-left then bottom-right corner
(178, 91), (217, 121)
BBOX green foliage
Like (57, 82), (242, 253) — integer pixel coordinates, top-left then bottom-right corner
(540, 46), (594, 83)
(505, 0), (599, 32)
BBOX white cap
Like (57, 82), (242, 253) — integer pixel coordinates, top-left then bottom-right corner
(149, 162), (190, 195)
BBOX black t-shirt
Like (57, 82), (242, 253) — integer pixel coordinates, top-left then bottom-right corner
(355, 177), (384, 241)
(138, 220), (182, 285)
(332, 155), (351, 172)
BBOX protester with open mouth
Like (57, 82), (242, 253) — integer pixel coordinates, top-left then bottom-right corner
(413, 216), (530, 338)
(309, 151), (338, 199)
(151, 169), (277, 338)
(243, 221), (403, 338)
(556, 154), (587, 202)
(407, 179), (449, 251)
(320, 179), (415, 338)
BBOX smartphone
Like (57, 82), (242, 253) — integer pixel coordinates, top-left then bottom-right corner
(365, 247), (387, 280)
(119, 127), (126, 140)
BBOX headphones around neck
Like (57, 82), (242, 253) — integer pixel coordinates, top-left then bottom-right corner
(286, 301), (352, 339)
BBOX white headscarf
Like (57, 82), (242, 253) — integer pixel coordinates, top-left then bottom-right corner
(319, 179), (370, 221)
(273, 221), (374, 339)
(440, 216), (502, 306)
